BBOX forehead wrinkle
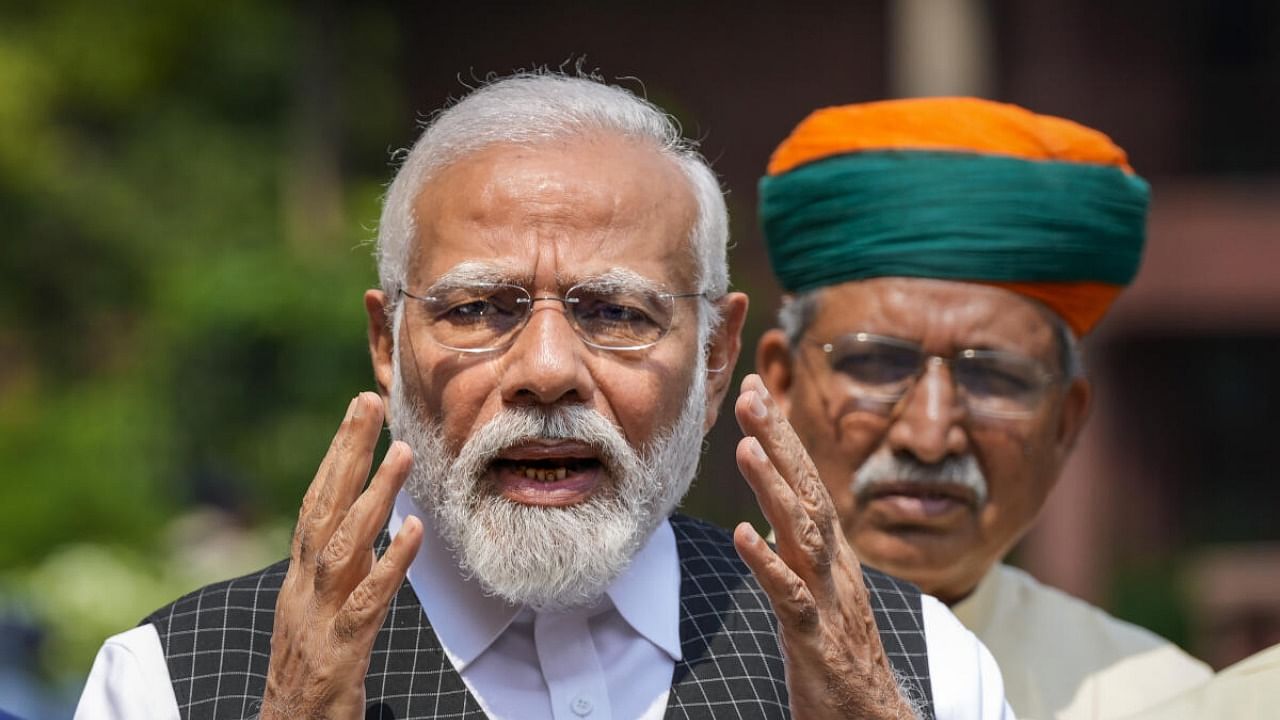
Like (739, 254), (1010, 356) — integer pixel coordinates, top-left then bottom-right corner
(472, 152), (632, 231)
(823, 280), (1057, 358)
(916, 304), (1046, 356)
(923, 294), (1056, 357)
(459, 207), (672, 278)
(431, 259), (668, 297)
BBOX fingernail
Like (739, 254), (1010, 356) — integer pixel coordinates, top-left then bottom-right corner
(351, 393), (365, 420)
(749, 436), (767, 460)
(741, 522), (761, 544)
(749, 392), (767, 419)
(344, 396), (358, 420)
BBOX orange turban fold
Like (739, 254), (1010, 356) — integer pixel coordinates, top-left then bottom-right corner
(760, 97), (1149, 335)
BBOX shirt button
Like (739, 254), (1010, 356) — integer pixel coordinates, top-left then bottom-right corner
(571, 695), (594, 716)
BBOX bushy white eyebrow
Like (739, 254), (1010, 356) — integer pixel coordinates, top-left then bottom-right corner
(427, 262), (526, 290)
(429, 264), (666, 296)
(568, 268), (666, 296)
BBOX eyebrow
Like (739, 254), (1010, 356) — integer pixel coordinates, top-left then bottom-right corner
(568, 268), (666, 296)
(427, 262), (527, 290)
(428, 264), (667, 295)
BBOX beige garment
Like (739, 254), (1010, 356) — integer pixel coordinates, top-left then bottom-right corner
(1121, 643), (1280, 720)
(951, 564), (1212, 720)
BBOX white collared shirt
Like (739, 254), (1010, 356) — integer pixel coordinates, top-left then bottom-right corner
(76, 491), (1013, 719)
(391, 493), (682, 720)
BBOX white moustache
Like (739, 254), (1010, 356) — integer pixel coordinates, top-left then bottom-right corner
(454, 404), (636, 486)
(852, 453), (989, 507)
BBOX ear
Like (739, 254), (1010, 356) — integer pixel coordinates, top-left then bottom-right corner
(1054, 376), (1092, 459)
(701, 291), (749, 432)
(365, 289), (396, 414)
(755, 328), (796, 418)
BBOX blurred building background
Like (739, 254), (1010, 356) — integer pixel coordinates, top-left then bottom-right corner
(2, 0), (1277, 714)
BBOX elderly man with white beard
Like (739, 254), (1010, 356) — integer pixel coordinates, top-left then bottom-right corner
(76, 73), (1010, 720)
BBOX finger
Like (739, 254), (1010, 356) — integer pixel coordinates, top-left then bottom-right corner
(736, 436), (832, 582)
(318, 391), (386, 525)
(292, 392), (385, 566)
(290, 395), (357, 563)
(733, 522), (820, 635)
(735, 375), (840, 540)
(735, 375), (819, 493)
(332, 515), (423, 643)
(314, 440), (414, 599)
(734, 435), (801, 535)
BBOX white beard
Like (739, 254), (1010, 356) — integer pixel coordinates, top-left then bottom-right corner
(388, 344), (708, 611)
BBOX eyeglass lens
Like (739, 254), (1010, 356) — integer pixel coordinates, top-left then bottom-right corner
(825, 334), (1050, 416)
(415, 284), (677, 351)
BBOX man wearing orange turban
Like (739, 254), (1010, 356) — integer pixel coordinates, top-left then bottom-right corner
(755, 98), (1210, 719)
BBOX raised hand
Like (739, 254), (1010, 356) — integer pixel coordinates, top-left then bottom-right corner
(732, 374), (919, 720)
(260, 392), (423, 720)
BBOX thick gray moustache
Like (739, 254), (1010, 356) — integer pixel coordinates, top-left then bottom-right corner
(468, 406), (626, 490)
(852, 453), (988, 507)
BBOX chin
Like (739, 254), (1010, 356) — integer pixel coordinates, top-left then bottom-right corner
(851, 527), (975, 596)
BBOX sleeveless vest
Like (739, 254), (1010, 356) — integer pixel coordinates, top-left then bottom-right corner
(145, 514), (934, 719)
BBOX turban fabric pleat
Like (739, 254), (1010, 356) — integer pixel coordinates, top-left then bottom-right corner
(760, 98), (1149, 335)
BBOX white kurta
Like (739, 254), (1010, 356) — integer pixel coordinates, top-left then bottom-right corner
(951, 563), (1212, 720)
(1120, 642), (1280, 720)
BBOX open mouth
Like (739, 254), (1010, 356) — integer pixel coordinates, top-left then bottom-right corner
(488, 442), (606, 506)
(490, 457), (603, 482)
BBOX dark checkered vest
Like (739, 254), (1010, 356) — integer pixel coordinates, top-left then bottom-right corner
(145, 514), (934, 719)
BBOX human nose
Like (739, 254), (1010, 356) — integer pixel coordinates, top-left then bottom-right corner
(499, 298), (596, 406)
(885, 357), (969, 463)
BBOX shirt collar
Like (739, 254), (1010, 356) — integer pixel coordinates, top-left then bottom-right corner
(605, 515), (682, 662)
(390, 492), (518, 671)
(949, 562), (1004, 633)
(389, 491), (683, 670)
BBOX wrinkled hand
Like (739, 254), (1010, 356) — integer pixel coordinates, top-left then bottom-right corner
(733, 375), (918, 720)
(261, 392), (423, 720)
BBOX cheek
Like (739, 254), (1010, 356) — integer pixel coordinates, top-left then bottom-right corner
(404, 352), (503, 450)
(438, 378), (498, 446)
(972, 425), (1056, 533)
(596, 371), (675, 447)
(787, 389), (887, 509)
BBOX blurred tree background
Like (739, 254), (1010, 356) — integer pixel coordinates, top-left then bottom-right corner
(0, 3), (778, 711)
(0, 1), (415, 711)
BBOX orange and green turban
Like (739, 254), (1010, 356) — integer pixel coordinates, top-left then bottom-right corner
(758, 97), (1149, 335)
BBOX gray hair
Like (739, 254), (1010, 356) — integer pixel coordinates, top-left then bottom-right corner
(777, 288), (1084, 380)
(375, 71), (729, 343)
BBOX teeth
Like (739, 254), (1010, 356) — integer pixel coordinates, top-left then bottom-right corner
(515, 465), (570, 482)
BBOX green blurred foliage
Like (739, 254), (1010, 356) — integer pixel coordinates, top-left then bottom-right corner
(4, 513), (293, 679)
(0, 0), (407, 681)
(1109, 557), (1197, 652)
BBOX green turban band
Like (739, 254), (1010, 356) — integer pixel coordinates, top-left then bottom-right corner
(758, 150), (1150, 294)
